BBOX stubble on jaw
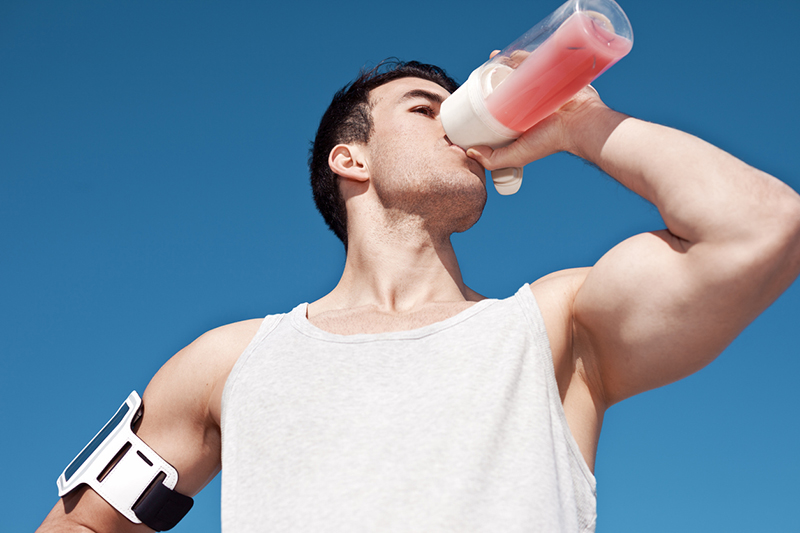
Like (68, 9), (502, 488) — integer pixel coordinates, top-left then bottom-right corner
(367, 132), (487, 242)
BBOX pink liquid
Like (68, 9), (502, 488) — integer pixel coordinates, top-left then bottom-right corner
(485, 12), (632, 132)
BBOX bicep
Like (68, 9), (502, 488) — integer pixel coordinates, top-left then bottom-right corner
(573, 229), (766, 405)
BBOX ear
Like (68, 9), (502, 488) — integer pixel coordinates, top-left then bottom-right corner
(329, 144), (370, 183)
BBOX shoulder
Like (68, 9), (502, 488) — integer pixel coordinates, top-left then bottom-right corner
(529, 267), (590, 335)
(186, 318), (265, 363)
(153, 319), (264, 385)
(530, 266), (590, 294)
(144, 318), (265, 427)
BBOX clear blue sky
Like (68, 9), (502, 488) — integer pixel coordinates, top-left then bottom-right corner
(3, 1), (799, 531)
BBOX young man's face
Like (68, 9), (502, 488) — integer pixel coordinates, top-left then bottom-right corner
(364, 77), (487, 233)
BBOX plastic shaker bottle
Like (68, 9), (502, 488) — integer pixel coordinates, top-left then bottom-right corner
(440, 0), (633, 194)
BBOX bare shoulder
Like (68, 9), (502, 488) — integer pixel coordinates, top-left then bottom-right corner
(146, 319), (264, 425)
(176, 318), (264, 373)
(530, 268), (590, 336)
(145, 319), (263, 396)
(187, 318), (265, 358)
(530, 267), (590, 296)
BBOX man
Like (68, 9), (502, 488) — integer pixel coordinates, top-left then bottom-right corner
(38, 60), (800, 532)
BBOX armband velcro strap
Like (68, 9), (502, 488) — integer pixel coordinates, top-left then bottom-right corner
(57, 391), (194, 531)
(133, 476), (195, 531)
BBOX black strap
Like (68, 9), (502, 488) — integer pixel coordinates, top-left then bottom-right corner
(133, 477), (194, 531)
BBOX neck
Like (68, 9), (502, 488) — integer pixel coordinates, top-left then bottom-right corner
(312, 220), (482, 316)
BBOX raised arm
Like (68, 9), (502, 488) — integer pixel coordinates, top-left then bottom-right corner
(469, 89), (800, 407)
(36, 320), (260, 532)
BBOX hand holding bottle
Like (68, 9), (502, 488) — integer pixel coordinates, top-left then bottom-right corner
(466, 83), (606, 171)
(440, 0), (633, 195)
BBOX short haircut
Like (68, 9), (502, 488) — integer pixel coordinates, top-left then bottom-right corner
(308, 60), (460, 249)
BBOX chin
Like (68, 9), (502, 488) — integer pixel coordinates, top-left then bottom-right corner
(374, 166), (487, 230)
(434, 176), (487, 233)
(450, 200), (486, 234)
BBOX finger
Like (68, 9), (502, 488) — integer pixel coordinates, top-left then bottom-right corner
(468, 142), (530, 170)
(479, 141), (529, 170)
(479, 130), (555, 170)
(489, 50), (501, 59)
(466, 146), (494, 168)
(468, 141), (532, 170)
(508, 50), (530, 68)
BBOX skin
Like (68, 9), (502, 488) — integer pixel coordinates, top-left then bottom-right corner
(38, 76), (800, 532)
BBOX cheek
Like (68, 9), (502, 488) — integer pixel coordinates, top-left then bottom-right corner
(371, 131), (425, 169)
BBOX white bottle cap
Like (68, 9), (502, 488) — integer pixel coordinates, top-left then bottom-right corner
(441, 67), (524, 195)
(491, 166), (523, 195)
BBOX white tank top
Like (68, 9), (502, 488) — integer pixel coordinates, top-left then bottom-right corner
(221, 285), (596, 532)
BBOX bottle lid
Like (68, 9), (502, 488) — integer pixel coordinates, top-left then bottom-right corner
(491, 167), (523, 195)
(440, 67), (524, 194)
(441, 67), (520, 149)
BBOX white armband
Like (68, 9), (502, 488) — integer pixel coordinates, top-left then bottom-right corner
(57, 391), (193, 531)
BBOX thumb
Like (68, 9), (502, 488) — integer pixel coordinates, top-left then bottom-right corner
(467, 141), (532, 171)
(466, 146), (495, 168)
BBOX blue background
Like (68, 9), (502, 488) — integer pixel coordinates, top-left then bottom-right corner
(3, 1), (798, 531)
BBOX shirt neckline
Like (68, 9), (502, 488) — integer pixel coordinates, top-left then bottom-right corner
(290, 297), (498, 343)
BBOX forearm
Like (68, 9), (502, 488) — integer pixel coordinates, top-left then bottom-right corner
(37, 498), (102, 533)
(37, 484), (154, 533)
(563, 104), (800, 403)
(37, 518), (99, 533)
(566, 104), (800, 247)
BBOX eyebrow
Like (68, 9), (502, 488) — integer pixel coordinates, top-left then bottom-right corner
(398, 89), (445, 105)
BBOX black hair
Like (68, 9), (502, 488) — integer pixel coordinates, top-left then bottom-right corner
(308, 59), (459, 249)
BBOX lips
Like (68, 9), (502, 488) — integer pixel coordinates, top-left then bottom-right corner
(445, 135), (468, 154)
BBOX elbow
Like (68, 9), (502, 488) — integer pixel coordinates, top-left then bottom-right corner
(773, 185), (800, 264)
(755, 183), (800, 285)
(786, 187), (800, 242)
(717, 180), (800, 290)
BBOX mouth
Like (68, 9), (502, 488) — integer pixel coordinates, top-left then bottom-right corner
(444, 134), (467, 153)
(443, 134), (484, 175)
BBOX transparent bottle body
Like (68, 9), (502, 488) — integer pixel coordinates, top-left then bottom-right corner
(478, 0), (633, 133)
(438, 0), (633, 194)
